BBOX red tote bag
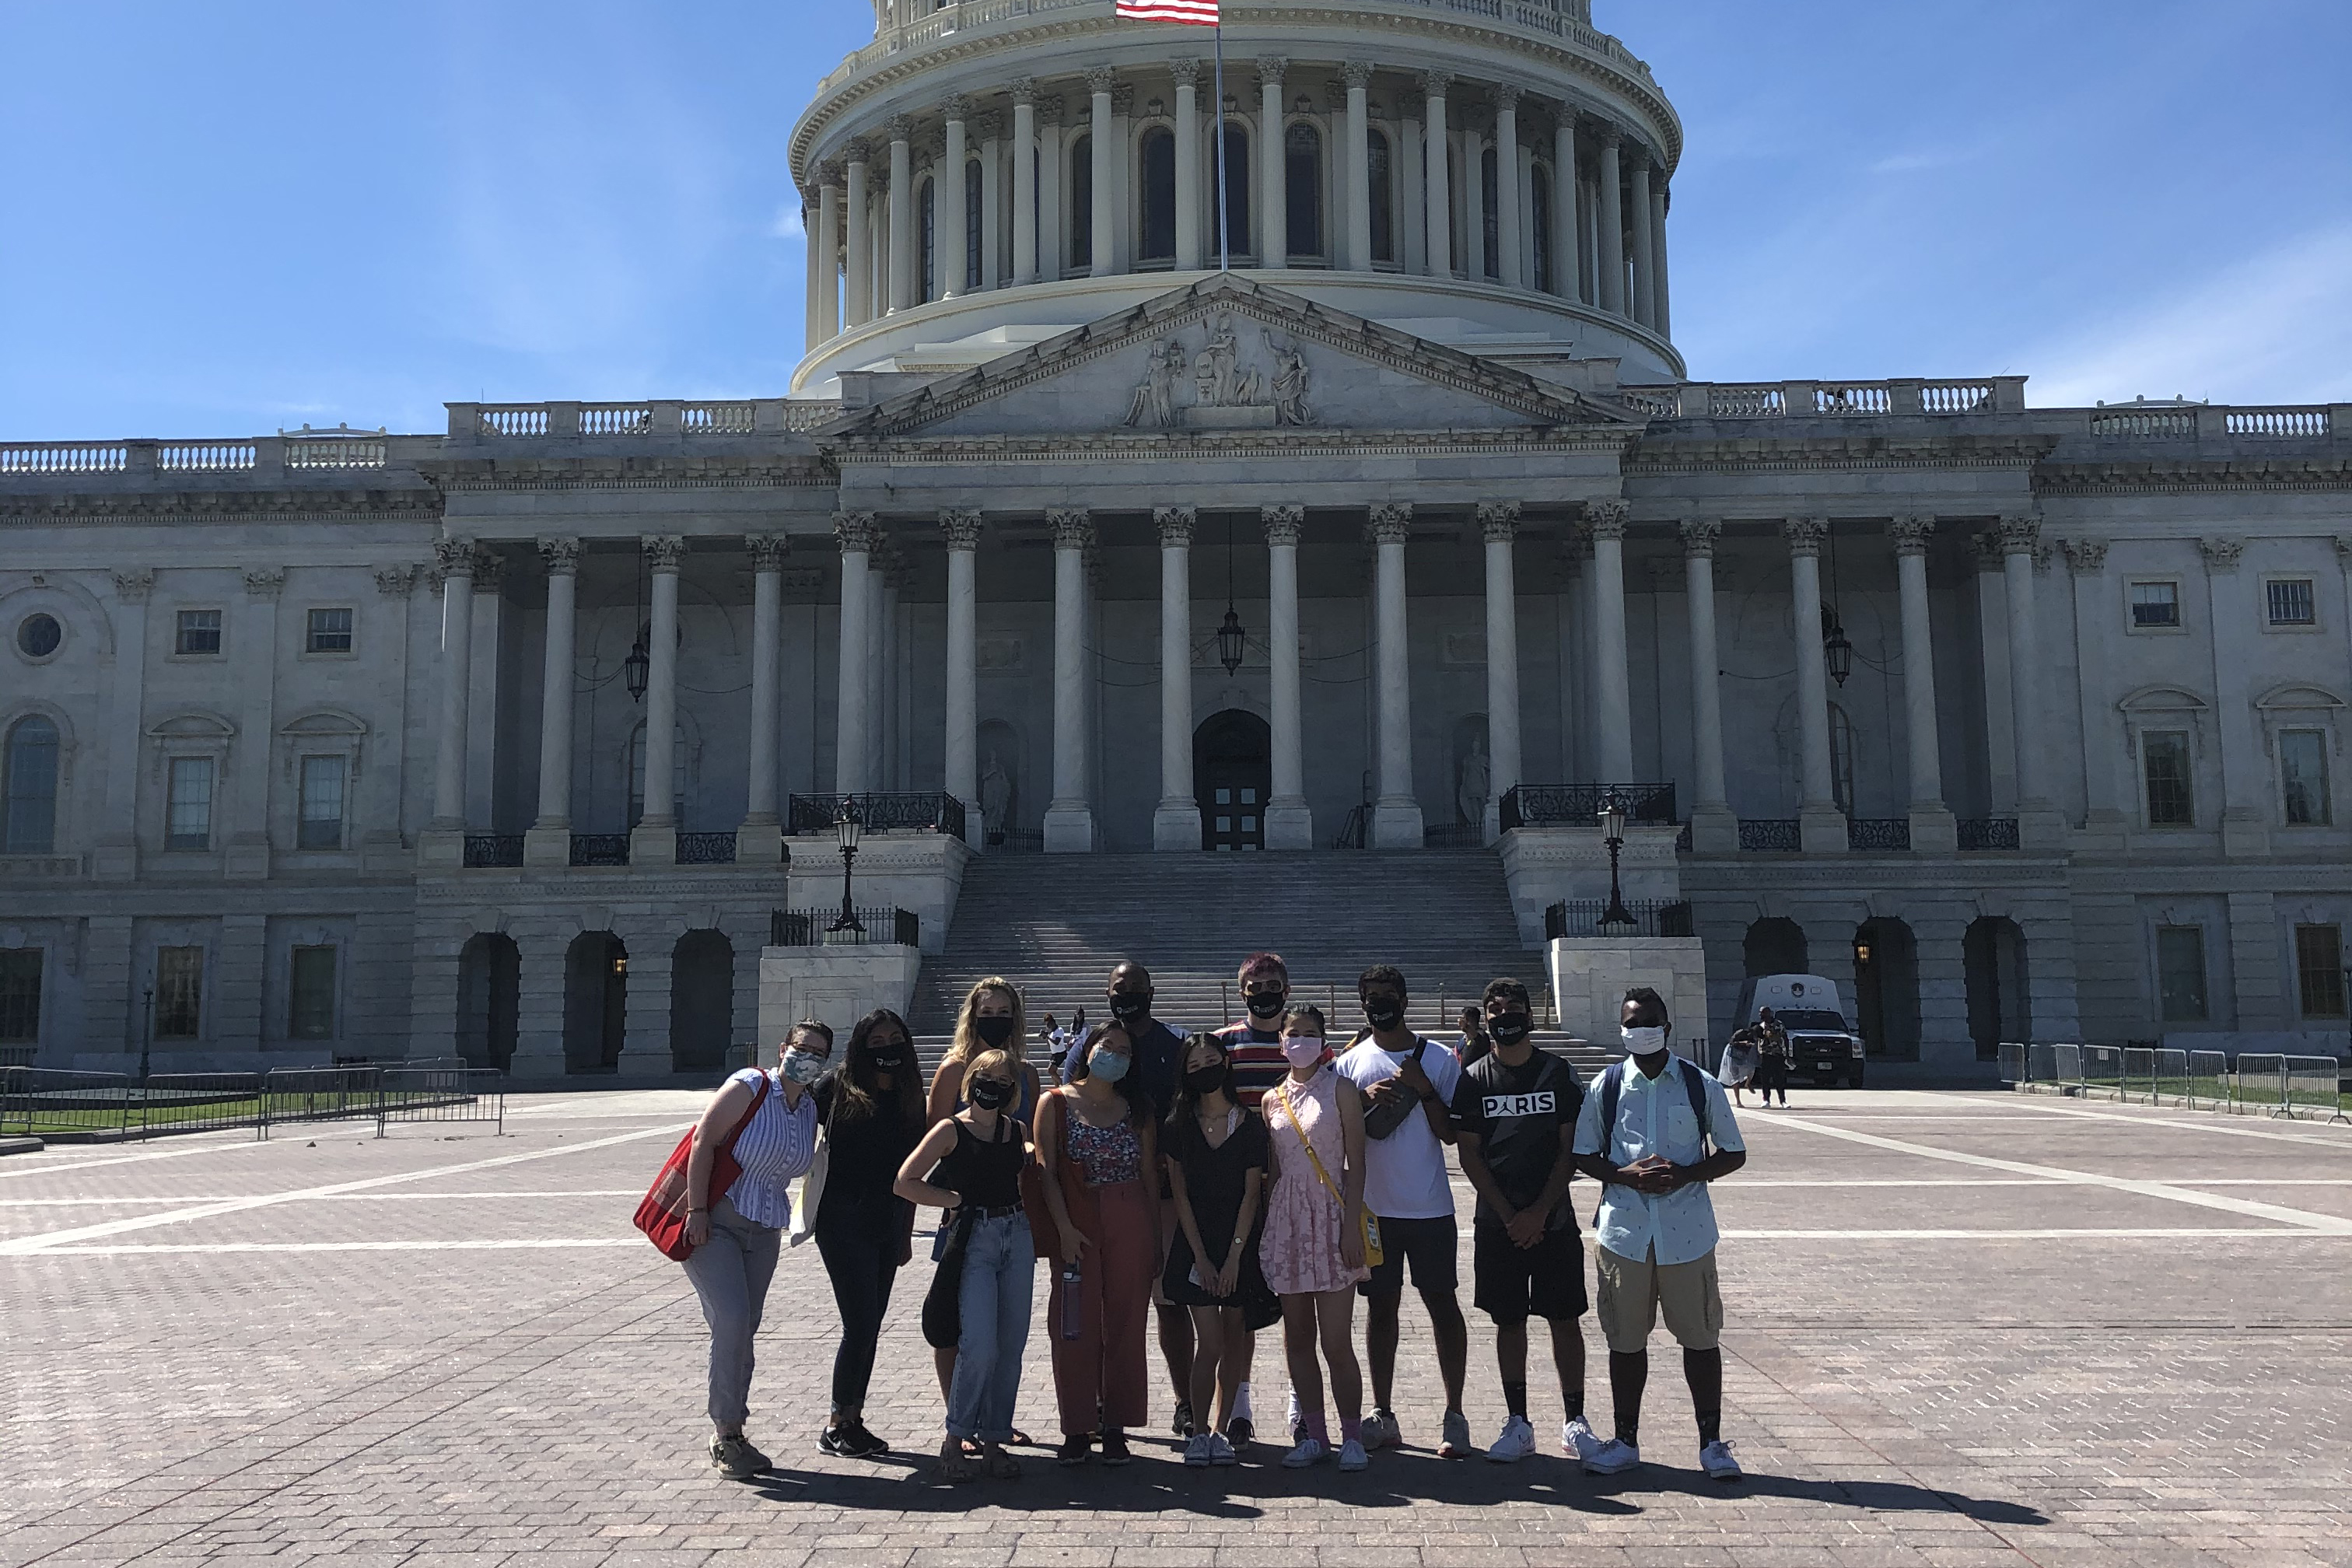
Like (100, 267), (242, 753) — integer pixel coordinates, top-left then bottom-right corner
(635, 1073), (771, 1261)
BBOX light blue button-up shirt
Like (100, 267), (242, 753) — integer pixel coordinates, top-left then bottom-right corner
(1572, 1058), (1745, 1267)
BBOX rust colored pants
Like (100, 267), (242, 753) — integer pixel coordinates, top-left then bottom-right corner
(1048, 1178), (1156, 1437)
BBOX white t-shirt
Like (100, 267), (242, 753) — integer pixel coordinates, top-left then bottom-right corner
(1335, 1035), (1462, 1220)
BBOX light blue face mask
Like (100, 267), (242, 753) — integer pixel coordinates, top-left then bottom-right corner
(781, 1049), (828, 1086)
(1090, 1049), (1131, 1084)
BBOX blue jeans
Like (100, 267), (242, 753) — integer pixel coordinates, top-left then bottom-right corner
(944, 1213), (1035, 1442)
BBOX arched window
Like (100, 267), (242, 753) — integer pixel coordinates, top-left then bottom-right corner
(1530, 170), (1552, 292)
(1479, 145), (1500, 280)
(1367, 128), (1394, 263)
(1068, 133), (1092, 271)
(628, 723), (688, 830)
(917, 175), (936, 301)
(1284, 121), (1322, 261)
(1829, 702), (1857, 814)
(2, 716), (58, 854)
(1139, 126), (1176, 263)
(1215, 123), (1250, 259)
(964, 157), (984, 289)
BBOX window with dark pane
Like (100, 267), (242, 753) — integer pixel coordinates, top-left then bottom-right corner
(289, 944), (338, 1040)
(1367, 129), (1393, 262)
(2154, 926), (2207, 1022)
(1480, 144), (1500, 279)
(1068, 134), (1092, 271)
(964, 158), (984, 289)
(2295, 923), (2347, 1018)
(4, 715), (59, 854)
(1285, 121), (1321, 260)
(1218, 124), (1251, 258)
(2280, 729), (2331, 825)
(176, 608), (222, 656)
(166, 757), (215, 850)
(298, 755), (346, 850)
(1531, 174), (1552, 292)
(2142, 731), (2194, 825)
(306, 606), (353, 653)
(1139, 127), (1176, 262)
(2267, 578), (2315, 627)
(156, 945), (204, 1038)
(0, 948), (40, 1044)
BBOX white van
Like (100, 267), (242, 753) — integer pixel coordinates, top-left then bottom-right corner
(1733, 974), (1866, 1088)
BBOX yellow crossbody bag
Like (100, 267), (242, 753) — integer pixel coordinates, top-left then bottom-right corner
(1277, 1079), (1383, 1269)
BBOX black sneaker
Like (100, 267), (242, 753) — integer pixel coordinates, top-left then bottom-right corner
(1058, 1436), (1092, 1467)
(1099, 1430), (1132, 1466)
(1226, 1416), (1254, 1449)
(842, 1421), (890, 1458)
(1171, 1401), (1195, 1439)
(818, 1425), (856, 1458)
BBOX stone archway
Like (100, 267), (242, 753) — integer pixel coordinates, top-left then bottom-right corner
(564, 931), (627, 1074)
(1744, 917), (1808, 978)
(455, 933), (520, 1071)
(669, 929), (734, 1073)
(1194, 709), (1272, 852)
(1964, 916), (2030, 1062)
(1853, 918), (1920, 1061)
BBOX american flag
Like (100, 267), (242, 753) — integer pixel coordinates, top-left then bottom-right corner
(1115, 0), (1220, 24)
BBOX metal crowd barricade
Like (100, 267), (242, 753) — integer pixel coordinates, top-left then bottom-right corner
(2185, 1049), (2230, 1111)
(2235, 1054), (2287, 1116)
(260, 1066), (381, 1139)
(2051, 1042), (2082, 1093)
(1997, 1041), (2027, 1086)
(2147, 1048), (2191, 1106)
(2121, 1046), (2153, 1103)
(2080, 1044), (2127, 1101)
(2028, 1041), (2060, 1084)
(375, 1067), (504, 1136)
(2, 1068), (133, 1137)
(2280, 1055), (2350, 1123)
(139, 1073), (264, 1140)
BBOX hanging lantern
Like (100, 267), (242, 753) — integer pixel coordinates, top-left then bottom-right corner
(1822, 609), (1853, 688)
(1217, 607), (1246, 675)
(624, 632), (651, 702)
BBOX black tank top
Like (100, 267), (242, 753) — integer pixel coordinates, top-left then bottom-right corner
(935, 1116), (1025, 1209)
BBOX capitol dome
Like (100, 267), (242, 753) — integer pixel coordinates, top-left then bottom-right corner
(790, 0), (1684, 394)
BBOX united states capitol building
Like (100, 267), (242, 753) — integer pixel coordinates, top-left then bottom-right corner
(4, 0), (2348, 1076)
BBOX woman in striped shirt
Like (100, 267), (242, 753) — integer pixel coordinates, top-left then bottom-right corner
(681, 1024), (828, 1479)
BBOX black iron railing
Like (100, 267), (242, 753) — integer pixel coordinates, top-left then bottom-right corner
(787, 792), (967, 838)
(1675, 821), (1694, 853)
(1500, 783), (1678, 831)
(1846, 817), (1913, 852)
(767, 908), (921, 947)
(676, 831), (737, 865)
(1738, 818), (1802, 852)
(462, 834), (524, 868)
(1423, 822), (1486, 849)
(992, 828), (1044, 853)
(1544, 899), (1696, 940)
(1957, 817), (2021, 851)
(569, 833), (631, 867)
(0, 1064), (502, 1142)
(1332, 804), (1368, 850)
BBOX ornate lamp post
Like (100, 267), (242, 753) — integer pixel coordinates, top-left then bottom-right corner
(1598, 793), (1636, 933)
(828, 800), (864, 937)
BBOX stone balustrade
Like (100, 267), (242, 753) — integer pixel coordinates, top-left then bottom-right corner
(443, 398), (838, 441)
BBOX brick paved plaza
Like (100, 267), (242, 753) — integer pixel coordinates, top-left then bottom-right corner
(5, 1088), (2349, 1568)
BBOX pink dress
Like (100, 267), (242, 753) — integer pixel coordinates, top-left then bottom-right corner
(1259, 1065), (1370, 1297)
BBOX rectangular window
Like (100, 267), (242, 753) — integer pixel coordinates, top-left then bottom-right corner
(2295, 923), (2347, 1018)
(297, 755), (346, 850)
(2154, 926), (2207, 1023)
(2129, 581), (2179, 630)
(2142, 731), (2194, 826)
(155, 946), (204, 1039)
(166, 758), (215, 850)
(0, 948), (40, 1044)
(2281, 729), (2333, 826)
(175, 608), (222, 656)
(289, 945), (338, 1040)
(2266, 578), (2316, 628)
(305, 607), (354, 653)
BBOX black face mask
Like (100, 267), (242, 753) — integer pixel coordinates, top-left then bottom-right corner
(869, 1041), (910, 1069)
(1489, 1013), (1532, 1046)
(967, 1076), (1015, 1111)
(1363, 998), (1405, 1031)
(1244, 988), (1287, 1021)
(1183, 1062), (1228, 1097)
(973, 1015), (1017, 1049)
(1108, 994), (1150, 1025)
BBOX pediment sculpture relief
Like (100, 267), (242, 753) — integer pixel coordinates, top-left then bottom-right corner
(1123, 317), (1312, 431)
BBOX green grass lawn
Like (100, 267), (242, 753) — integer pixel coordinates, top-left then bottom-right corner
(4, 1089), (484, 1139)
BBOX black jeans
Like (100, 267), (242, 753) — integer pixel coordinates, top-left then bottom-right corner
(816, 1213), (902, 1416)
(1755, 1056), (1790, 1104)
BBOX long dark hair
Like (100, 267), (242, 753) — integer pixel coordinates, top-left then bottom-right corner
(1162, 1031), (1234, 1163)
(1063, 1020), (1149, 1126)
(833, 1007), (925, 1123)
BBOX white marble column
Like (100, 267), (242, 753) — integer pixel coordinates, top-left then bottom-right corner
(1783, 517), (1846, 854)
(523, 537), (579, 865)
(1479, 502), (1522, 843)
(1998, 512), (2060, 847)
(1152, 506), (1202, 850)
(1264, 504), (1313, 849)
(630, 536), (684, 864)
(1087, 69), (1115, 278)
(1012, 81), (1040, 285)
(1368, 502), (1423, 848)
(1421, 72), (1452, 277)
(1892, 516), (1955, 851)
(1650, 180), (1672, 341)
(1461, 120), (1487, 281)
(1596, 129), (1625, 316)
(870, 545), (897, 790)
(92, 569), (152, 879)
(977, 111), (1003, 290)
(1038, 98), (1065, 282)
(1585, 501), (1634, 782)
(815, 172), (842, 340)
(939, 97), (969, 299)
(1343, 61), (1373, 271)
(427, 539), (475, 833)
(1258, 58), (1288, 269)
(942, 509), (982, 844)
(843, 142), (872, 327)
(1400, 116), (1426, 275)
(1493, 86), (1524, 290)
(1679, 519), (1737, 852)
(738, 534), (787, 864)
(1628, 152), (1657, 329)
(832, 513), (874, 795)
(886, 117), (915, 312)
(1551, 116), (1580, 303)
(801, 188), (824, 346)
(1173, 60), (1203, 270)
(1044, 508), (1097, 850)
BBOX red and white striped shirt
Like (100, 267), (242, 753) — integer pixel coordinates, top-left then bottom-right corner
(1115, 0), (1220, 25)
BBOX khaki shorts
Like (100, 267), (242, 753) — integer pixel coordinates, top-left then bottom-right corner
(1594, 1244), (1723, 1353)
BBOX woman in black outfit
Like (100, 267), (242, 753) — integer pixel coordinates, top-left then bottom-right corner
(1161, 1033), (1271, 1467)
(810, 1010), (926, 1458)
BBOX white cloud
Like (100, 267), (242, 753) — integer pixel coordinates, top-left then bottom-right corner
(771, 204), (806, 242)
(2024, 222), (2352, 407)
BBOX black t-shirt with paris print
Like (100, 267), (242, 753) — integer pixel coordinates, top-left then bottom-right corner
(1450, 1048), (1584, 1230)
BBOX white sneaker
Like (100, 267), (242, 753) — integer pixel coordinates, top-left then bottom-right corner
(1562, 1416), (1605, 1464)
(1206, 1431), (1237, 1467)
(1582, 1437), (1641, 1475)
(1359, 1409), (1402, 1451)
(1700, 1439), (1742, 1481)
(1337, 1437), (1370, 1472)
(1280, 1436), (1328, 1469)
(1183, 1432), (1213, 1468)
(1484, 1415), (1536, 1463)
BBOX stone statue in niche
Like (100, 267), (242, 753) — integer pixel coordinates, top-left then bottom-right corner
(1266, 331), (1313, 425)
(1118, 317), (1282, 430)
(1195, 316), (1262, 408)
(1122, 337), (1186, 429)
(978, 749), (1013, 845)
(1456, 735), (1492, 827)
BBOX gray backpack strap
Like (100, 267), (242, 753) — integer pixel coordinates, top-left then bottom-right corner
(1678, 1056), (1712, 1150)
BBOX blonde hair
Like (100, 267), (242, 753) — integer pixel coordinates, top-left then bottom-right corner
(962, 1048), (1015, 1095)
(947, 977), (1027, 1069)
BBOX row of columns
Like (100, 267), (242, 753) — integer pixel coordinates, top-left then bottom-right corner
(802, 65), (1672, 345)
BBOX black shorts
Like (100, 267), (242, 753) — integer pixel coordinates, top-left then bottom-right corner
(1472, 1220), (1588, 1324)
(1359, 1213), (1458, 1296)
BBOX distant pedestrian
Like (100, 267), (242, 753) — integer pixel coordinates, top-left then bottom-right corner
(1718, 1029), (1760, 1109)
(678, 1023), (824, 1479)
(1261, 1004), (1371, 1472)
(1572, 987), (1749, 1482)
(1753, 1008), (1791, 1107)
(1454, 1005), (1492, 1068)
(1161, 1032), (1270, 1466)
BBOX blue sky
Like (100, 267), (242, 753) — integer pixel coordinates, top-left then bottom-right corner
(3, 1), (2347, 438)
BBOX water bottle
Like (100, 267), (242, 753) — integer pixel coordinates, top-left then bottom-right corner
(1059, 1259), (1084, 1342)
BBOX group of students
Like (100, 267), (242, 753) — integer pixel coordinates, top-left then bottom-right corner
(671, 954), (1749, 1486)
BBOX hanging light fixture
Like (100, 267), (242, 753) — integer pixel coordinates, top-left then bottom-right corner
(1217, 514), (1246, 675)
(625, 544), (651, 702)
(1821, 517), (1853, 687)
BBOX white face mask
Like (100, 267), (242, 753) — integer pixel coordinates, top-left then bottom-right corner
(1621, 1024), (1669, 1054)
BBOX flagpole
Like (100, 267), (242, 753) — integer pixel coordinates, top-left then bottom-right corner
(1213, 16), (1229, 272)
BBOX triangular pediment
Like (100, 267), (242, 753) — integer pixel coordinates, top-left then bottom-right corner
(825, 275), (1641, 444)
